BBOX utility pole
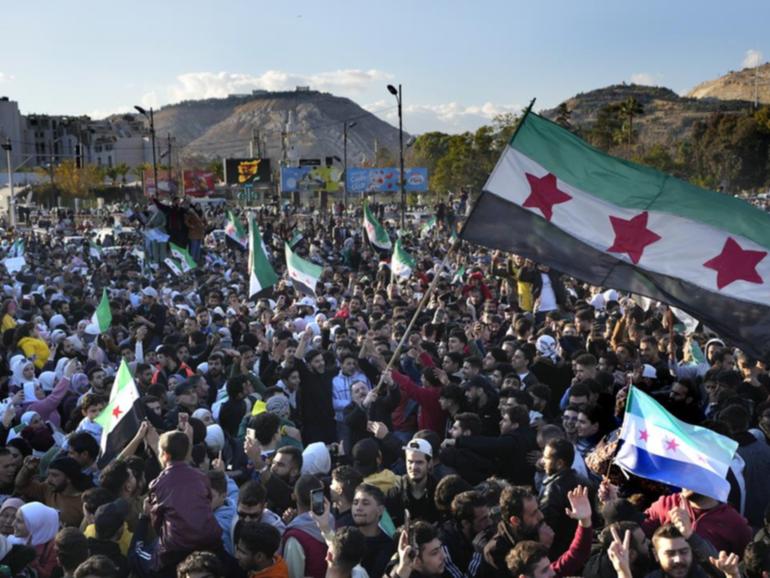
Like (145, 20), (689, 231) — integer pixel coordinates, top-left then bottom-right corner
(1, 139), (14, 227)
(250, 128), (262, 158)
(167, 133), (173, 188)
(343, 121), (357, 209)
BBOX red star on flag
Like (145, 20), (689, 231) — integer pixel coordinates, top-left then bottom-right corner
(664, 438), (679, 452)
(639, 429), (649, 442)
(523, 172), (572, 221)
(703, 237), (767, 290)
(112, 405), (123, 419)
(607, 211), (661, 264)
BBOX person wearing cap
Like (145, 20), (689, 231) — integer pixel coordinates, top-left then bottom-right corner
(163, 381), (199, 431)
(87, 500), (130, 578)
(14, 455), (91, 527)
(385, 438), (439, 527)
(134, 287), (166, 349)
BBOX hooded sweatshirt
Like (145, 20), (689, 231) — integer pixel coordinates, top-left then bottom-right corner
(249, 555), (289, 578)
(281, 512), (331, 578)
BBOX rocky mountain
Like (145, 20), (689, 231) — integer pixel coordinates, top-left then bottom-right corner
(141, 90), (403, 164)
(542, 83), (752, 146)
(688, 63), (770, 104)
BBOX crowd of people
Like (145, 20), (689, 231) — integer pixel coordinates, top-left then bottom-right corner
(0, 191), (766, 578)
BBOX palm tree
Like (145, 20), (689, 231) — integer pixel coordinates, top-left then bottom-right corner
(115, 162), (130, 186)
(619, 97), (644, 147)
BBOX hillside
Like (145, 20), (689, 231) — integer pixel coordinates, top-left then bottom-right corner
(542, 83), (752, 145)
(688, 63), (770, 104)
(140, 90), (403, 163)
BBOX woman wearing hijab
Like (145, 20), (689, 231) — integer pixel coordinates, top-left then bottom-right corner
(0, 498), (23, 536)
(11, 502), (59, 578)
(20, 359), (77, 429)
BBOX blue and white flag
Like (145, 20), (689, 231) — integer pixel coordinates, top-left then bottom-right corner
(615, 386), (738, 502)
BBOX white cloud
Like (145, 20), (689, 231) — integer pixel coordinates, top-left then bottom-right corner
(148, 69), (393, 105)
(365, 100), (522, 134)
(743, 49), (764, 69)
(630, 72), (662, 86)
(0, 73), (14, 83)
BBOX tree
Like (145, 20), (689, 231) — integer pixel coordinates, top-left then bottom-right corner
(115, 162), (130, 185)
(588, 103), (623, 151)
(53, 160), (103, 198)
(619, 97), (645, 147)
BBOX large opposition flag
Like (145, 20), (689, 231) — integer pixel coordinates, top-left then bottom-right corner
(225, 210), (248, 249)
(248, 214), (278, 297)
(615, 387), (738, 502)
(94, 360), (143, 466)
(460, 110), (770, 358)
(363, 201), (392, 250)
(91, 289), (112, 334)
(391, 239), (415, 279)
(285, 243), (322, 296)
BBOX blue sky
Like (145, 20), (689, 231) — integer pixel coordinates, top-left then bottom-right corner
(0, 0), (767, 134)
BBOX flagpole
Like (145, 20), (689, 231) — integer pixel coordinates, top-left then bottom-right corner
(458, 98), (536, 239)
(373, 241), (458, 393)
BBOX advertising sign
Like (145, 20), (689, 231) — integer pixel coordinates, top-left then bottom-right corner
(281, 166), (343, 193)
(346, 168), (428, 193)
(224, 158), (272, 185)
(182, 171), (216, 197)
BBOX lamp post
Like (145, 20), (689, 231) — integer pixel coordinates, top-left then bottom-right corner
(1, 139), (14, 227)
(134, 106), (158, 195)
(343, 120), (357, 210)
(387, 84), (405, 228)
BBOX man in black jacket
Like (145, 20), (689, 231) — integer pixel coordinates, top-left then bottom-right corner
(439, 490), (492, 578)
(448, 405), (538, 486)
(537, 437), (590, 558)
(439, 413), (496, 486)
(294, 326), (336, 444)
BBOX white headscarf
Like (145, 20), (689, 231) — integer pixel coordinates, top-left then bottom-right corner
(301, 442), (331, 476)
(9, 356), (29, 387)
(54, 357), (70, 381)
(204, 424), (225, 454)
(192, 408), (213, 426)
(22, 383), (39, 404)
(20, 411), (40, 426)
(16, 502), (59, 546)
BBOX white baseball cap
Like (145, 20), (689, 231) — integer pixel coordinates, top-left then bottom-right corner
(403, 438), (433, 458)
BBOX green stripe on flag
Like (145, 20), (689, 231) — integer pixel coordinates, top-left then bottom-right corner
(363, 201), (392, 250)
(391, 239), (415, 278)
(285, 243), (322, 295)
(511, 113), (770, 251)
(625, 386), (737, 458)
(92, 289), (112, 333)
(169, 242), (197, 272)
(248, 215), (278, 296)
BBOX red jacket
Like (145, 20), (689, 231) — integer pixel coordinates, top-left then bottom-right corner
(392, 370), (446, 434)
(551, 523), (592, 577)
(642, 493), (752, 555)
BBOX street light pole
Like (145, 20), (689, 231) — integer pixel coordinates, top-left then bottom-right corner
(343, 120), (357, 210)
(1, 139), (14, 227)
(135, 106), (158, 195)
(387, 84), (405, 229)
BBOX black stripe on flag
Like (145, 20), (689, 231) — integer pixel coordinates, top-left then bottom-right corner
(97, 399), (145, 468)
(461, 191), (770, 359)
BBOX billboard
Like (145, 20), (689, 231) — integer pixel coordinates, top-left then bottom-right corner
(281, 166), (343, 193)
(224, 158), (272, 186)
(346, 168), (429, 193)
(144, 169), (178, 196)
(182, 171), (216, 197)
